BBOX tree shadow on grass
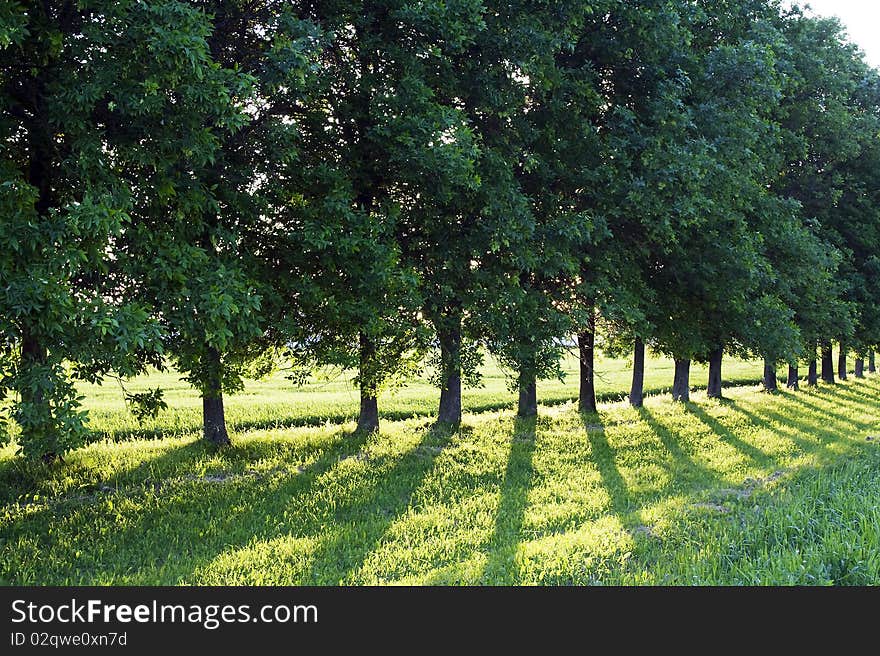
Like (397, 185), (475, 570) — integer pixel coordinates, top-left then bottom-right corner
(636, 406), (725, 490)
(685, 402), (774, 467)
(778, 390), (877, 433)
(0, 436), (213, 510)
(829, 384), (878, 409)
(722, 399), (841, 463)
(580, 412), (633, 521)
(479, 417), (538, 584)
(809, 382), (880, 415)
(303, 423), (455, 584)
(0, 425), (388, 584)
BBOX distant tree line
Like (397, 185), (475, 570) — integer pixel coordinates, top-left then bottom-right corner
(2, 1), (880, 461)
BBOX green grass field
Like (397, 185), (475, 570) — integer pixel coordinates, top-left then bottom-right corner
(2, 351), (879, 585)
(76, 351), (770, 441)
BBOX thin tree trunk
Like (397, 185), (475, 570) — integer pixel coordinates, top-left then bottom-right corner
(629, 338), (645, 408)
(437, 315), (462, 425)
(202, 347), (230, 446)
(578, 312), (597, 414)
(787, 364), (799, 390)
(855, 358), (865, 378)
(838, 344), (847, 380)
(869, 350), (876, 373)
(671, 359), (690, 402)
(517, 370), (537, 418)
(707, 347), (723, 399)
(356, 332), (380, 433)
(763, 359), (778, 392)
(821, 341), (835, 383)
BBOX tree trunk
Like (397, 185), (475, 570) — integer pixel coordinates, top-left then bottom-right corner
(517, 370), (537, 418)
(855, 358), (865, 379)
(787, 364), (799, 390)
(671, 359), (690, 402)
(807, 358), (818, 387)
(838, 344), (847, 380)
(870, 350), (876, 373)
(763, 360), (778, 392)
(24, 108), (55, 460)
(19, 333), (51, 454)
(821, 342), (834, 383)
(202, 347), (230, 446)
(578, 313), (597, 414)
(629, 338), (645, 408)
(437, 316), (462, 425)
(707, 347), (723, 399)
(356, 332), (380, 433)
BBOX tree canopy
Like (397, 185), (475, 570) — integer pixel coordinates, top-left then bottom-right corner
(2, 0), (879, 459)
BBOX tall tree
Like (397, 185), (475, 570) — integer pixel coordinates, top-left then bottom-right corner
(486, 1), (603, 419)
(289, 1), (482, 432)
(0, 0), (230, 459)
(120, 1), (325, 445)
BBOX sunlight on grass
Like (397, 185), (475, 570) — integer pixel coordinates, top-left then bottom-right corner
(3, 372), (878, 585)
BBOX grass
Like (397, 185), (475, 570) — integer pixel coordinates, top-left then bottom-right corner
(1, 351), (879, 585)
(77, 351), (769, 441)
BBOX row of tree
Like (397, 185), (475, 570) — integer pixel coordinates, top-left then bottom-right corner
(2, 1), (879, 460)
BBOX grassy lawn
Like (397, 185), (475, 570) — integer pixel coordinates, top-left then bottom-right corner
(2, 354), (879, 585)
(77, 351), (771, 441)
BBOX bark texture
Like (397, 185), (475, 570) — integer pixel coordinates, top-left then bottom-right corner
(629, 338), (645, 408)
(787, 364), (799, 390)
(437, 317), (462, 425)
(517, 371), (537, 418)
(671, 359), (690, 402)
(202, 347), (230, 446)
(578, 311), (597, 413)
(807, 358), (818, 387)
(356, 332), (380, 433)
(763, 360), (778, 392)
(707, 348), (723, 399)
(821, 342), (835, 383)
(854, 358), (865, 379)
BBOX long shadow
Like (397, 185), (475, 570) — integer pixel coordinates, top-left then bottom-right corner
(0, 442), (206, 547)
(778, 390), (877, 432)
(480, 417), (538, 584)
(829, 383), (877, 405)
(685, 403), (773, 467)
(0, 438), (208, 527)
(580, 412), (633, 521)
(3, 425), (385, 584)
(805, 388), (880, 423)
(812, 382), (880, 412)
(636, 407), (725, 490)
(722, 399), (839, 462)
(304, 425), (454, 584)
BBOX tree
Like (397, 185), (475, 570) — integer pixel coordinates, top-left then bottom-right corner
(0, 0), (233, 459)
(286, 1), (484, 432)
(643, 0), (791, 401)
(395, 0), (544, 426)
(773, 11), (872, 387)
(117, 1), (325, 445)
(483, 1), (603, 419)
(566, 0), (695, 410)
